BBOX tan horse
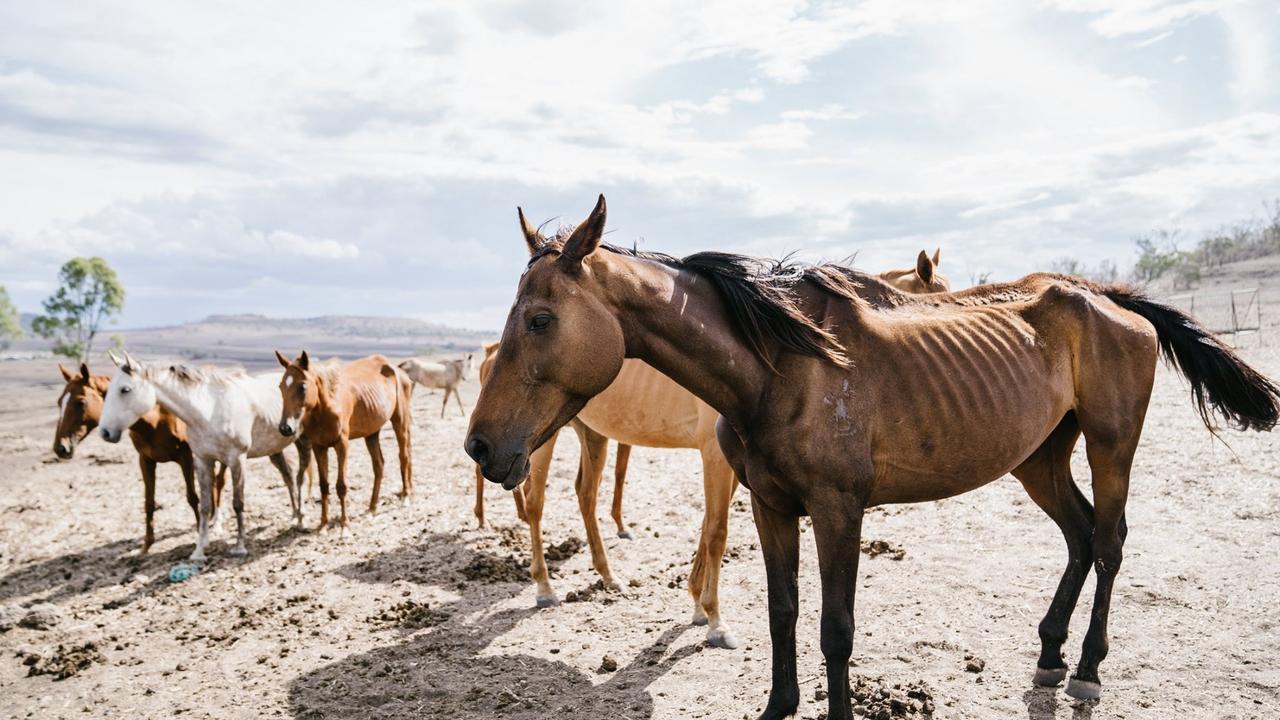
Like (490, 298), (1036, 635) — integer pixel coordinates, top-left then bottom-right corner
(467, 196), (1280, 719)
(276, 352), (414, 530)
(878, 247), (948, 293)
(53, 362), (227, 552)
(399, 356), (472, 417)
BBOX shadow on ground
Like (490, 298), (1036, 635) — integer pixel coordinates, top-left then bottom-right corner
(0, 523), (307, 608)
(290, 532), (699, 719)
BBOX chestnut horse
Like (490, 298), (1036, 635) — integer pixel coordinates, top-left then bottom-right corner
(466, 196), (1280, 719)
(878, 247), (949, 293)
(276, 352), (414, 530)
(52, 363), (227, 552)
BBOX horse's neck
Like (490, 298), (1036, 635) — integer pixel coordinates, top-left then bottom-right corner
(145, 370), (214, 428)
(606, 256), (771, 428)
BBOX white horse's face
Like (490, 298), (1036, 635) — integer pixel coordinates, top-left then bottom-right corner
(100, 366), (155, 442)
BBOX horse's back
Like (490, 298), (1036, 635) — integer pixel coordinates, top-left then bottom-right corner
(579, 360), (705, 448)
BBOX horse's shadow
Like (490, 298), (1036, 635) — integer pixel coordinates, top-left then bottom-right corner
(0, 523), (307, 609)
(1023, 687), (1095, 720)
(289, 532), (699, 719)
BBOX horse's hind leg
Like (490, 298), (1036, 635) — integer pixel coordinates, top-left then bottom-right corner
(572, 421), (618, 591)
(365, 431), (385, 514)
(452, 386), (466, 417)
(1011, 412), (1094, 687)
(1066, 424), (1140, 700)
(268, 451), (299, 526)
(393, 387), (413, 501)
(691, 443), (739, 649)
(611, 443), (631, 538)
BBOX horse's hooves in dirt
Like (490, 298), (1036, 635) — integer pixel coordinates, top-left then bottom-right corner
(691, 610), (709, 627)
(188, 550), (206, 563)
(705, 628), (739, 649)
(616, 529), (634, 539)
(1033, 666), (1068, 687)
(536, 595), (561, 608)
(228, 544), (248, 558)
(1064, 678), (1102, 701)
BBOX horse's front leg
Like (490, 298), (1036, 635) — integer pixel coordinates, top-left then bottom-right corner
(751, 493), (801, 720)
(190, 456), (217, 562)
(810, 493), (865, 720)
(228, 457), (248, 557)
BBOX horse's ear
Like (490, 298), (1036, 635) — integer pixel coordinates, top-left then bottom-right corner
(58, 363), (74, 382)
(559, 194), (607, 269)
(915, 249), (934, 284)
(932, 247), (941, 268)
(518, 207), (545, 255)
(298, 351), (310, 371)
(79, 363), (92, 382)
(122, 351), (140, 375)
(107, 351), (123, 369)
(275, 350), (291, 369)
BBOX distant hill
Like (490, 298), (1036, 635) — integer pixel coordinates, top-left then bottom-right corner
(5, 313), (494, 369)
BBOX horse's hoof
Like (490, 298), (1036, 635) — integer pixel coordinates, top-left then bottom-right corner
(536, 595), (561, 609)
(616, 529), (634, 540)
(1064, 677), (1102, 701)
(1034, 666), (1068, 687)
(228, 545), (248, 558)
(691, 610), (709, 627)
(705, 628), (739, 650)
(189, 550), (206, 563)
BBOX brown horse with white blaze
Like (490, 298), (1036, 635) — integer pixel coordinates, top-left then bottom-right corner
(466, 195), (1280, 720)
(276, 352), (414, 530)
(52, 362), (226, 552)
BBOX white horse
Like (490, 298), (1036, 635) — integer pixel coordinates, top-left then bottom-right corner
(98, 352), (311, 560)
(398, 354), (473, 417)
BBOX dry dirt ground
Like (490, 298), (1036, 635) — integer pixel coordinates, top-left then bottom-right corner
(0, 344), (1277, 719)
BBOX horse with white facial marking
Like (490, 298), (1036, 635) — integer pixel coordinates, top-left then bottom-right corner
(276, 351), (414, 530)
(398, 356), (472, 417)
(98, 352), (313, 561)
(52, 362), (227, 552)
(466, 195), (1280, 719)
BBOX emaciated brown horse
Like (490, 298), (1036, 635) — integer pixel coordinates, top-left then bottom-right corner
(276, 352), (414, 530)
(53, 362), (226, 552)
(466, 196), (1280, 720)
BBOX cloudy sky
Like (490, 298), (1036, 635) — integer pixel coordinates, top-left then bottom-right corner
(1, 1), (1278, 330)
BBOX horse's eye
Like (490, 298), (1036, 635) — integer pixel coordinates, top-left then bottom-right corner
(527, 314), (553, 332)
(121, 386), (132, 394)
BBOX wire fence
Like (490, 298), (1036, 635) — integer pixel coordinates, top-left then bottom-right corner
(1165, 287), (1263, 347)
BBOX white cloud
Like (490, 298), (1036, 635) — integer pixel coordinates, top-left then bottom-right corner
(0, 1), (1277, 329)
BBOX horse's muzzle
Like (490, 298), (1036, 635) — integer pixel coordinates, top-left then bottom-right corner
(99, 428), (122, 444)
(278, 422), (295, 437)
(464, 433), (528, 490)
(53, 442), (74, 460)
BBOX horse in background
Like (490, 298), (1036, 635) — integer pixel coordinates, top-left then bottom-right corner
(52, 362), (227, 553)
(466, 195), (1280, 718)
(879, 248), (949, 293)
(399, 355), (472, 417)
(276, 351), (414, 530)
(98, 352), (313, 561)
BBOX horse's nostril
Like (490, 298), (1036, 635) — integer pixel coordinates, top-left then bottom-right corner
(465, 435), (490, 464)
(99, 429), (110, 441)
(279, 424), (294, 437)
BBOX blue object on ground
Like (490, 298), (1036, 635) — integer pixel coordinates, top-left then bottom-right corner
(167, 563), (199, 583)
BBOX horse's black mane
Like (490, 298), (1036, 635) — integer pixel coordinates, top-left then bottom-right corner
(527, 236), (853, 371)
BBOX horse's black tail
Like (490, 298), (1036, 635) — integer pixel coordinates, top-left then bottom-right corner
(1104, 286), (1279, 432)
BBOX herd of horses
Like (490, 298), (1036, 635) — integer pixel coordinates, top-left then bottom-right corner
(50, 196), (1279, 720)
